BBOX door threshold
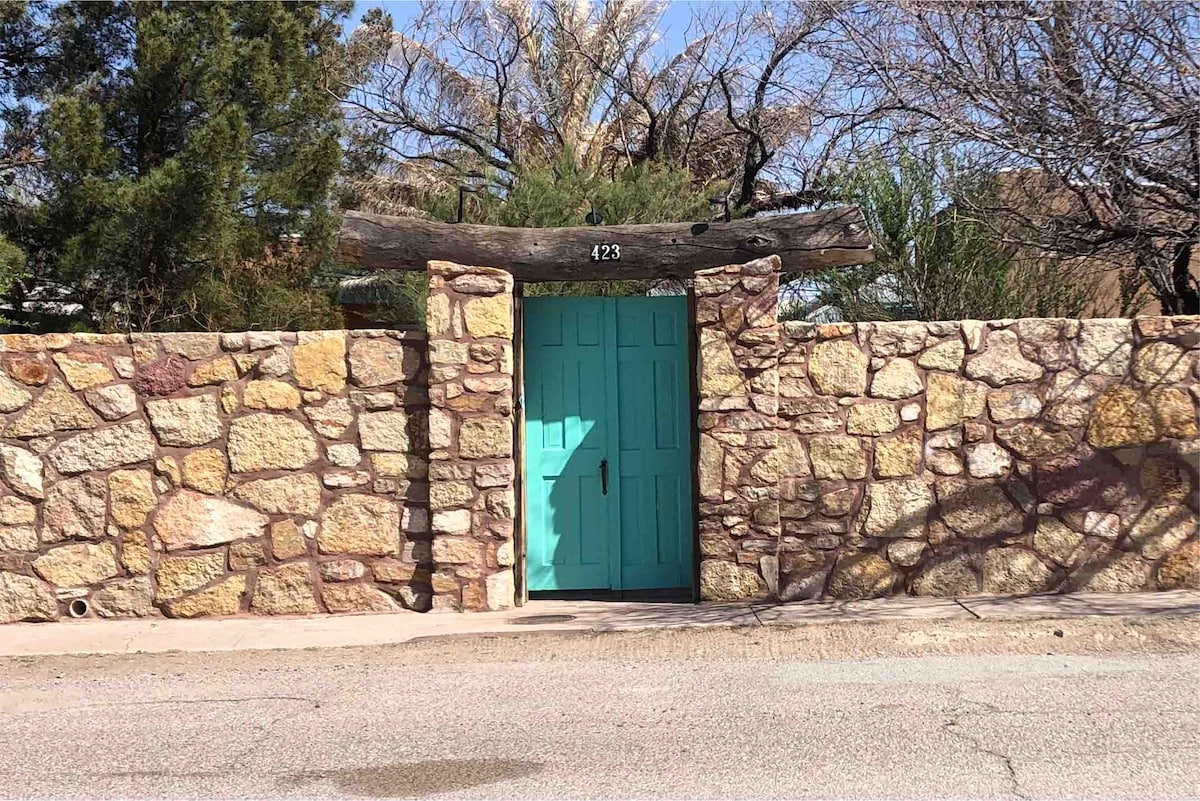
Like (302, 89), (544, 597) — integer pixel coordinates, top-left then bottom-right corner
(529, 588), (693, 603)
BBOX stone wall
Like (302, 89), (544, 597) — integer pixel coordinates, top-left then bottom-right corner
(425, 261), (516, 612)
(697, 256), (1200, 601)
(4, 255), (1197, 623)
(0, 328), (437, 623)
(695, 257), (782, 600)
(771, 316), (1200, 600)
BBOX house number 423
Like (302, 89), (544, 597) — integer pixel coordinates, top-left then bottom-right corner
(590, 243), (621, 262)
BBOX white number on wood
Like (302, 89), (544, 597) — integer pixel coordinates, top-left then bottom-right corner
(590, 244), (621, 262)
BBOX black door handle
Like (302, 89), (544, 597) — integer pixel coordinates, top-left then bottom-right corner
(600, 458), (608, 495)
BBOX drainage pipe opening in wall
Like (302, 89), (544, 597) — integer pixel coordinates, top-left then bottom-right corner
(67, 598), (90, 618)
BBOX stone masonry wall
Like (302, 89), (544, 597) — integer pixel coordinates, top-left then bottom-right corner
(6, 255), (1197, 622)
(773, 316), (1200, 600)
(425, 261), (516, 612)
(0, 328), (436, 623)
(696, 255), (1199, 601)
(695, 256), (782, 600)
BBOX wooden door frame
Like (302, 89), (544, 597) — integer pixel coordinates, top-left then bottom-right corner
(512, 284), (527, 606)
(685, 285), (701, 603)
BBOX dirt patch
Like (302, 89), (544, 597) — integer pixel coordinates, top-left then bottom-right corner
(284, 759), (542, 798)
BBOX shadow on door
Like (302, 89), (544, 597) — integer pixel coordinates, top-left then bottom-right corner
(523, 296), (694, 599)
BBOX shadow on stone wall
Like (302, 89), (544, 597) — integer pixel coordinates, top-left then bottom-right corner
(774, 316), (1200, 602)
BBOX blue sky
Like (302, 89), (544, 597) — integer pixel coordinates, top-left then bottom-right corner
(347, 0), (707, 50)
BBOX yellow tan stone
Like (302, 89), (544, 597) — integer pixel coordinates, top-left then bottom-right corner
(925, 372), (986, 431)
(182, 449), (228, 494)
(188, 356), (238, 386)
(121, 533), (153, 575)
(810, 340), (868, 396)
(463, 294), (513, 339)
(270, 520), (308, 560)
(155, 551), (226, 599)
(1087, 385), (1198, 448)
(847, 403), (900, 436)
(108, 469), (157, 530)
(292, 335), (346, 393)
(875, 428), (923, 478)
(243, 379), (301, 410)
(33, 542), (119, 586)
(165, 575), (246, 618)
(52, 352), (114, 390)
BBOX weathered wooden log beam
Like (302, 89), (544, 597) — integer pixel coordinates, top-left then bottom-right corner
(337, 206), (873, 280)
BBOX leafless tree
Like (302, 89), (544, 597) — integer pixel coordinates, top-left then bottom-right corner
(332, 0), (844, 216)
(833, 0), (1200, 313)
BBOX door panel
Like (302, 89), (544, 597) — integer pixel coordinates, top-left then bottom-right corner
(613, 298), (692, 590)
(524, 296), (692, 592)
(524, 299), (614, 591)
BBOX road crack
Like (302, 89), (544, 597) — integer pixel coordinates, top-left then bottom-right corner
(941, 691), (1028, 800)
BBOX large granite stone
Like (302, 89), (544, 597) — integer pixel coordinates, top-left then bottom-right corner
(6, 380), (95, 438)
(1156, 541), (1200, 590)
(47, 421), (156, 474)
(861, 479), (933, 538)
(1087, 385), (1197, 448)
(810, 340), (868, 396)
(165, 575), (246, 618)
(0, 444), (43, 499)
(936, 479), (1024, 538)
(349, 338), (420, 388)
(0, 572), (57, 623)
(981, 547), (1057, 594)
(233, 473), (322, 515)
(699, 559), (767, 601)
(154, 490), (268, 550)
(33, 542), (119, 586)
(228, 414), (318, 472)
(826, 552), (897, 599)
(911, 554), (978, 596)
(1077, 320), (1131, 376)
(925, 373), (986, 431)
(809, 435), (867, 480)
(42, 476), (107, 542)
(293, 335), (347, 393)
(251, 563), (319, 615)
(317, 495), (401, 556)
(108, 469), (156, 530)
(145, 395), (222, 447)
(965, 330), (1044, 385)
(155, 552), (227, 599)
(698, 329), (747, 397)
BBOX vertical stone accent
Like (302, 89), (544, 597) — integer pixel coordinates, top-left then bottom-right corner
(694, 255), (782, 600)
(425, 261), (516, 611)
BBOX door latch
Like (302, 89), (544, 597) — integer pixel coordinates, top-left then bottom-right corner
(600, 458), (609, 495)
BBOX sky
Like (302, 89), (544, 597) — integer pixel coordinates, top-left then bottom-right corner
(347, 0), (707, 51)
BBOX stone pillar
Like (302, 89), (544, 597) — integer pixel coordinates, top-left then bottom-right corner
(694, 255), (782, 600)
(425, 261), (516, 611)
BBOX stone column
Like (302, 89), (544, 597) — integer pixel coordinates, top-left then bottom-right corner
(694, 255), (782, 600)
(425, 261), (516, 611)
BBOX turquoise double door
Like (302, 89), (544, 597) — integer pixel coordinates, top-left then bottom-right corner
(524, 297), (693, 592)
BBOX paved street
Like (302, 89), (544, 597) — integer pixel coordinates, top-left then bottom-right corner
(2, 617), (1198, 799)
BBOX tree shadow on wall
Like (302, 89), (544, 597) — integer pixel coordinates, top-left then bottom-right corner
(778, 320), (1200, 602)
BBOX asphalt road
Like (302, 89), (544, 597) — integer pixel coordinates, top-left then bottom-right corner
(2, 617), (1198, 799)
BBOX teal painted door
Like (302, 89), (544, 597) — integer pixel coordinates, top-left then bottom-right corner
(524, 297), (692, 592)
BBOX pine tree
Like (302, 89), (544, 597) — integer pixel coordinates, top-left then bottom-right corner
(3, 1), (351, 332)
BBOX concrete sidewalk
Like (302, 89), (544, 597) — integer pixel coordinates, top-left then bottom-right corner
(1, 589), (1197, 658)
